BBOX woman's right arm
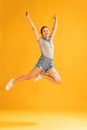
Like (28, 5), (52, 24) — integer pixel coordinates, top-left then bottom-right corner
(25, 12), (40, 41)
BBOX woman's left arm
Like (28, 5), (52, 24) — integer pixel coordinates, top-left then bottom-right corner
(51, 15), (58, 40)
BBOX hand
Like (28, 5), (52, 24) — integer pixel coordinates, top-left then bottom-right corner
(25, 11), (29, 16)
(53, 15), (57, 20)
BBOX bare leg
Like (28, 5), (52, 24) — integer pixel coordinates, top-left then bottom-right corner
(5, 67), (43, 90)
(42, 68), (61, 84)
(42, 73), (56, 82)
(13, 67), (42, 84)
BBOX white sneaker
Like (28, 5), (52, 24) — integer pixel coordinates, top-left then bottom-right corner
(34, 74), (42, 82)
(5, 79), (14, 91)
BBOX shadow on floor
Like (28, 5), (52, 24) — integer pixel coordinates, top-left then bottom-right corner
(0, 121), (38, 127)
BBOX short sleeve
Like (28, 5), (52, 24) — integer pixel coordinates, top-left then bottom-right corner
(37, 38), (43, 45)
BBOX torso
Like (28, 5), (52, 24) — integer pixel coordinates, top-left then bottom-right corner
(38, 37), (54, 59)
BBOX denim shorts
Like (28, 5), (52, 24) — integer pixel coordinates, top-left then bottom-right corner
(35, 55), (54, 72)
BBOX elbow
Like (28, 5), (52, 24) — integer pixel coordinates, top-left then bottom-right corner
(32, 26), (36, 31)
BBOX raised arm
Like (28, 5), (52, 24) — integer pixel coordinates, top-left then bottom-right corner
(25, 12), (40, 40)
(51, 15), (58, 40)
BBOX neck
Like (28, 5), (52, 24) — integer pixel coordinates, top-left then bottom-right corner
(42, 36), (50, 40)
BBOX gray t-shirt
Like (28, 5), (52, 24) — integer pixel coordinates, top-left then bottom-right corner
(38, 37), (54, 59)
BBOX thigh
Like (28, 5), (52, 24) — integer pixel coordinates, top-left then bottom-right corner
(27, 67), (43, 78)
(46, 68), (61, 80)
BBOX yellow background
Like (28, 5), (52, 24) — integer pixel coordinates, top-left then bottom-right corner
(0, 0), (87, 110)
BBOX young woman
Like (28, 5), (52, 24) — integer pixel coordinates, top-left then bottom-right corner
(5, 12), (61, 90)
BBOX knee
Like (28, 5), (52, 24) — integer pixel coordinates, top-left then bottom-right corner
(55, 75), (62, 84)
(56, 78), (62, 84)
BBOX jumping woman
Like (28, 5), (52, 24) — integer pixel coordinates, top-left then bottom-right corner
(5, 11), (61, 90)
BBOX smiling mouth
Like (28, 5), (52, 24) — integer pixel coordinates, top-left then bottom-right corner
(45, 33), (49, 36)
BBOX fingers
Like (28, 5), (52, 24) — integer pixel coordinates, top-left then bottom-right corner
(25, 11), (29, 16)
(53, 15), (57, 20)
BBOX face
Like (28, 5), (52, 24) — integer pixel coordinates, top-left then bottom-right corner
(42, 27), (50, 39)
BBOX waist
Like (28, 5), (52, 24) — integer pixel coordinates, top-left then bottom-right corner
(41, 55), (53, 60)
